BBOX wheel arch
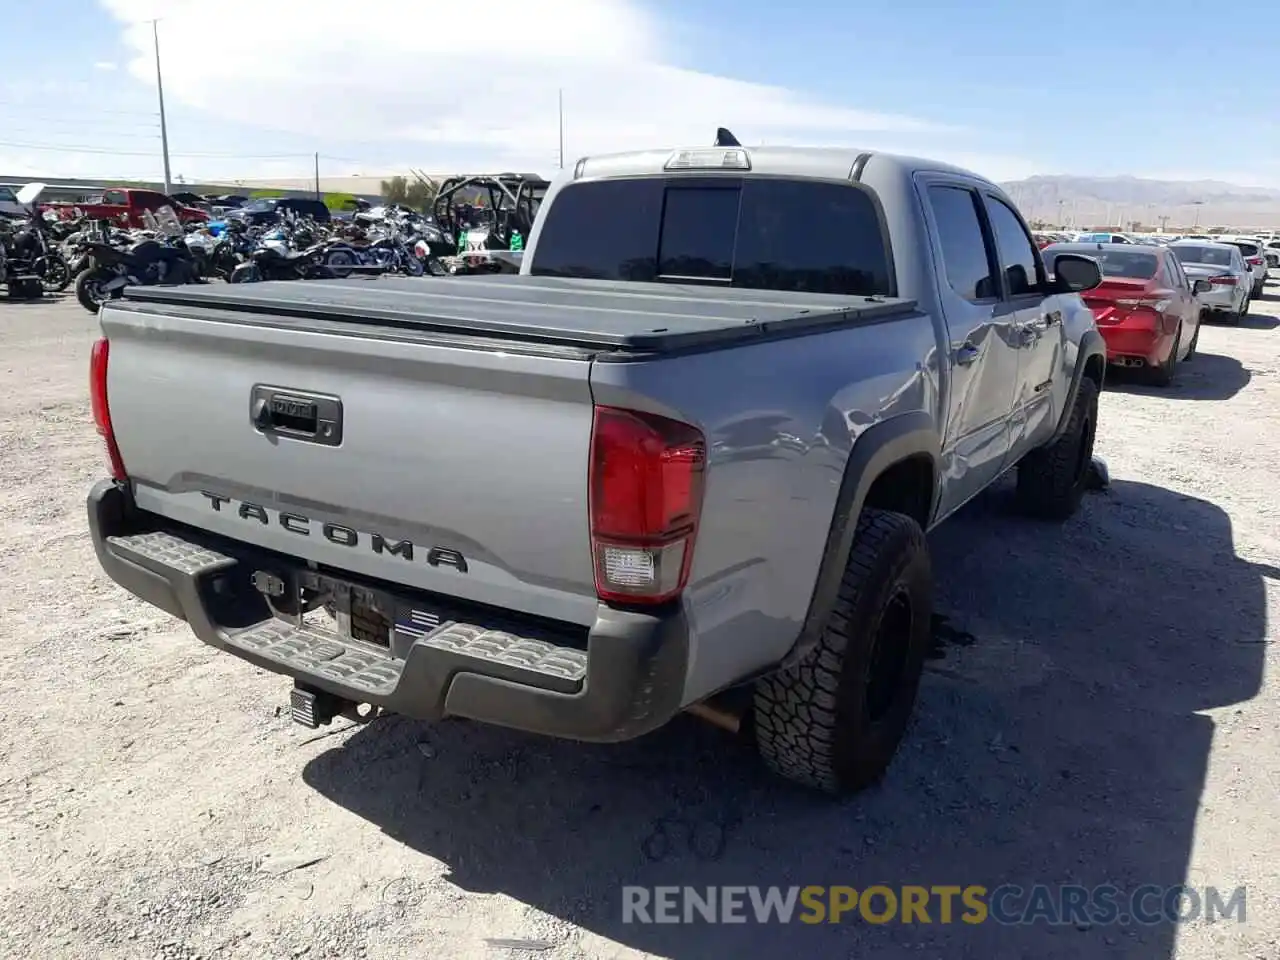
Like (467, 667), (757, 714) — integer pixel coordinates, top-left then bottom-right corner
(782, 411), (940, 669)
(1048, 328), (1106, 446)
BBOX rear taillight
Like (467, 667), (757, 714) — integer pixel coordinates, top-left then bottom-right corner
(589, 406), (706, 605)
(1115, 294), (1172, 311)
(89, 337), (127, 481)
(1209, 275), (1237, 285)
(1247, 257), (1264, 267)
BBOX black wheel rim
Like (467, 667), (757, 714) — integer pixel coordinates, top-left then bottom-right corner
(44, 261), (69, 290)
(865, 588), (913, 722)
(1073, 414), (1095, 487)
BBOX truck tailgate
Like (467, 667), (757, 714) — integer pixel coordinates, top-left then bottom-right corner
(99, 298), (599, 627)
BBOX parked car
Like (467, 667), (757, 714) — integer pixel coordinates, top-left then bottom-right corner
(1043, 242), (1205, 385)
(224, 197), (332, 226)
(1212, 235), (1268, 296)
(1264, 237), (1280, 271)
(0, 184), (26, 217)
(41, 188), (209, 228)
(1167, 240), (1251, 323)
(85, 142), (1107, 795)
(1075, 232), (1134, 244)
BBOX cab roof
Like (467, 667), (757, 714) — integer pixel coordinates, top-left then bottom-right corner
(570, 144), (993, 186)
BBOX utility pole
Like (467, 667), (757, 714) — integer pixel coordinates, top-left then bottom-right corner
(557, 89), (565, 169)
(150, 19), (172, 195)
(314, 152), (320, 199)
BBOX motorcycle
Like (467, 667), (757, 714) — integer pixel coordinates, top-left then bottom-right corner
(228, 242), (349, 283)
(0, 226), (43, 299)
(1, 199), (71, 292)
(74, 238), (196, 313)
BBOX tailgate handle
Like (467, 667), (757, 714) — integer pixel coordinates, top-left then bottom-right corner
(250, 386), (343, 446)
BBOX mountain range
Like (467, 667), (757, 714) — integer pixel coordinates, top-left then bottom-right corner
(997, 175), (1280, 231)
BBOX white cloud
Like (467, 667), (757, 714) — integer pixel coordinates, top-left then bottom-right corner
(97, 0), (1031, 180)
(93, 61), (118, 71)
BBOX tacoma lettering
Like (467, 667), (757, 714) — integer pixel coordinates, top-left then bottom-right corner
(198, 491), (466, 573)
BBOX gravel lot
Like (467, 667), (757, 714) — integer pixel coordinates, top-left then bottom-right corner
(1, 290), (1277, 960)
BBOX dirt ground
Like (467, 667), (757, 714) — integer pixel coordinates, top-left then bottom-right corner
(1, 290), (1277, 960)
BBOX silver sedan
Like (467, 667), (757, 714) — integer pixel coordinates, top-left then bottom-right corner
(1167, 241), (1251, 324)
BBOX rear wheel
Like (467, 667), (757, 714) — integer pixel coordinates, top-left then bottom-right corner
(753, 509), (932, 795)
(324, 248), (356, 279)
(74, 267), (115, 314)
(1016, 376), (1099, 520)
(1148, 325), (1180, 387)
(36, 253), (71, 292)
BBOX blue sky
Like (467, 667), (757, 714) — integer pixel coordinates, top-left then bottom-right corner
(1, 0), (1277, 186)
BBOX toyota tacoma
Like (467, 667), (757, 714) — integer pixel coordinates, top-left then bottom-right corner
(86, 143), (1107, 794)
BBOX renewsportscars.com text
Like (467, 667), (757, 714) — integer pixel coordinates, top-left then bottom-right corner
(621, 884), (1247, 926)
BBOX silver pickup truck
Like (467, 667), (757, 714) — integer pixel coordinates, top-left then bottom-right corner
(87, 144), (1107, 794)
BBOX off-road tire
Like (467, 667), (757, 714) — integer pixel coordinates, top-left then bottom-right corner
(1015, 376), (1099, 521)
(753, 508), (932, 795)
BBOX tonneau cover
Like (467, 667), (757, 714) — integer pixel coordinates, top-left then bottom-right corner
(121, 275), (918, 352)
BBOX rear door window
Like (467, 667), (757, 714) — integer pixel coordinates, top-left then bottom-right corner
(531, 177), (893, 296)
(135, 191), (170, 210)
(926, 185), (997, 301)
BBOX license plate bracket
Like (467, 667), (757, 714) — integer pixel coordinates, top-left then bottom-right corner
(295, 571), (393, 649)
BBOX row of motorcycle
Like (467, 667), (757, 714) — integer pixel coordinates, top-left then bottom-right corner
(0, 204), (452, 313)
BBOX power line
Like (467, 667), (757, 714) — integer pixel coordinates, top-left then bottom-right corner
(2, 129), (160, 142)
(0, 98), (159, 117)
(0, 114), (161, 129)
(0, 138), (334, 160)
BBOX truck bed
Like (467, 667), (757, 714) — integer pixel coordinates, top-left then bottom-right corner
(120, 275), (917, 353)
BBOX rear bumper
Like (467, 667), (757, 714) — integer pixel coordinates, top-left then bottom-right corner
(1197, 287), (1238, 312)
(88, 479), (689, 742)
(1097, 323), (1169, 365)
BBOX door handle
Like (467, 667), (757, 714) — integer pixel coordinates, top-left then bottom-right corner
(955, 341), (980, 366)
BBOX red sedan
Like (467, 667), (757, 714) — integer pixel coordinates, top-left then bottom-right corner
(1042, 242), (1205, 386)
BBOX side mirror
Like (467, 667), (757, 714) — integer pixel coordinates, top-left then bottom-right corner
(1194, 279), (1212, 295)
(1053, 253), (1103, 293)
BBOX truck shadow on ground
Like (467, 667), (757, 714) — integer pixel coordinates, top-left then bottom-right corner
(1104, 351), (1250, 401)
(1240, 312), (1280, 330)
(303, 477), (1265, 960)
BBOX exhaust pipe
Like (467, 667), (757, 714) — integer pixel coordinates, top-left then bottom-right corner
(685, 700), (744, 734)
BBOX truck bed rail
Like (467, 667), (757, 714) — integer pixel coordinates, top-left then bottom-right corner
(119, 275), (918, 353)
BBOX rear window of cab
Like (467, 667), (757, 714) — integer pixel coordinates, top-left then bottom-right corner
(530, 177), (895, 297)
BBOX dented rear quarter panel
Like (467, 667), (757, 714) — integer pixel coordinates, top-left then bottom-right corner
(593, 303), (944, 702)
